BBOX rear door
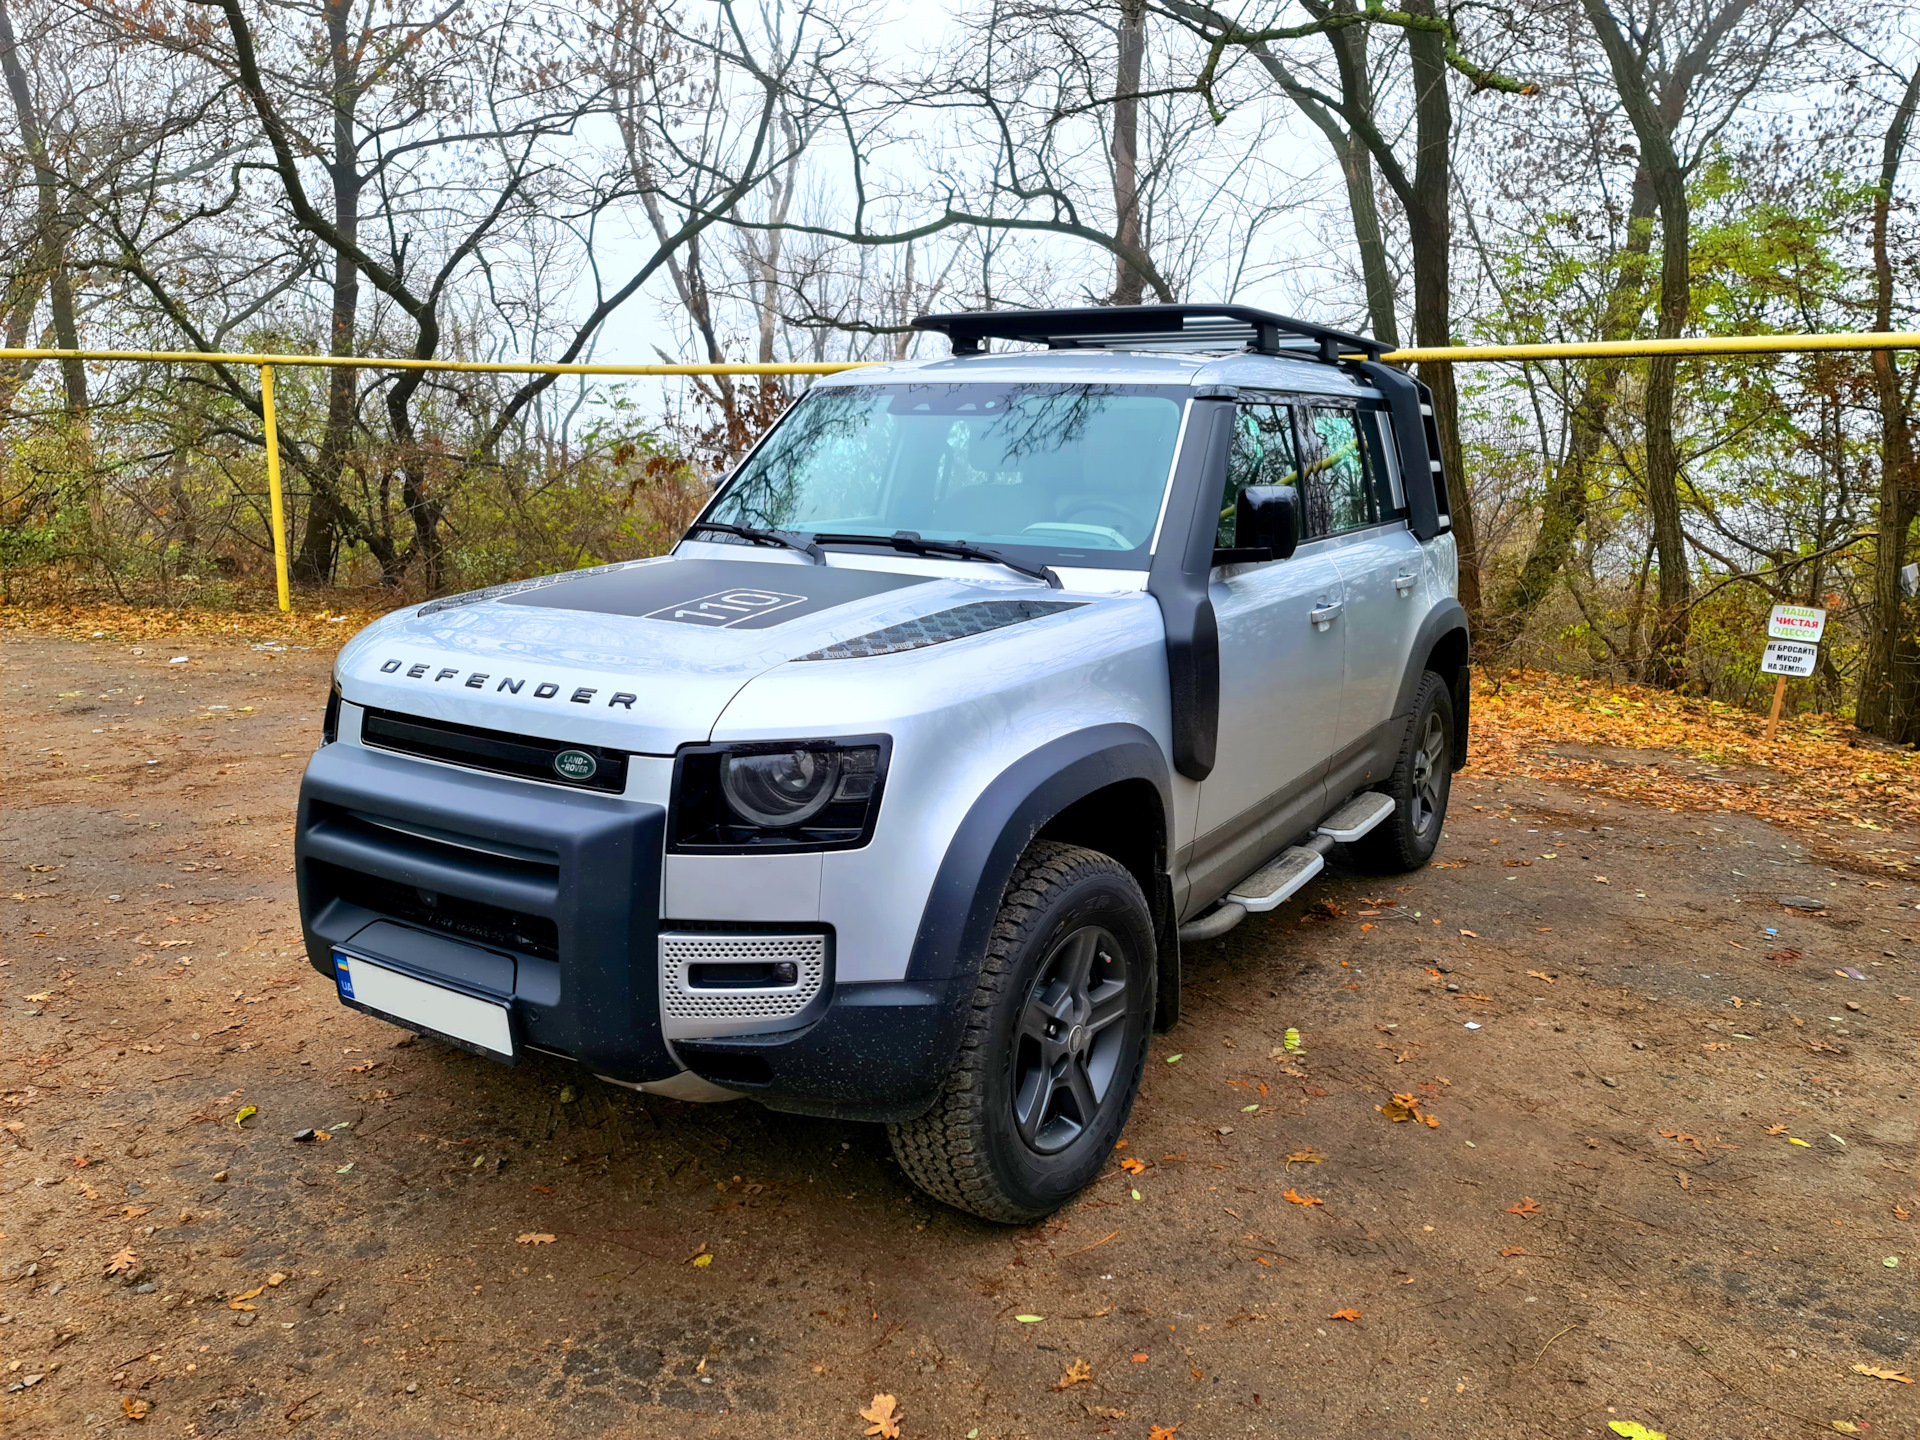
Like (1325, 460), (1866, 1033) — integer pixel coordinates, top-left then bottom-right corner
(1187, 400), (1345, 909)
(1300, 401), (1427, 796)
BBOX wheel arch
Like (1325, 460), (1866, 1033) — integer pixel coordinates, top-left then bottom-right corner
(1396, 600), (1472, 771)
(904, 724), (1172, 988)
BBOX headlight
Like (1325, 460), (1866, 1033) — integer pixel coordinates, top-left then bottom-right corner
(671, 738), (889, 852)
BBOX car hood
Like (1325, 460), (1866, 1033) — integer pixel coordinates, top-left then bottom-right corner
(333, 553), (1096, 754)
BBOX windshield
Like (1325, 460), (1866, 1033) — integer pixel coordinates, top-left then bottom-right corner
(701, 382), (1188, 570)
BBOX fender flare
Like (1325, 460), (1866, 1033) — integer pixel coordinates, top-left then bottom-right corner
(1394, 599), (1472, 769)
(903, 723), (1173, 986)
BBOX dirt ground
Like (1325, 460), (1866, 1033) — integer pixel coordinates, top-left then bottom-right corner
(3, 626), (1917, 1440)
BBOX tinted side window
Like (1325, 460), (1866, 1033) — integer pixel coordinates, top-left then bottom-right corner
(1220, 404), (1299, 546)
(1298, 405), (1379, 538)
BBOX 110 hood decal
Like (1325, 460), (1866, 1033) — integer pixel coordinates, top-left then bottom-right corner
(376, 658), (640, 710)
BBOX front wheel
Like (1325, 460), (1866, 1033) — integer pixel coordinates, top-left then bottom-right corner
(1348, 670), (1455, 874)
(888, 842), (1154, 1223)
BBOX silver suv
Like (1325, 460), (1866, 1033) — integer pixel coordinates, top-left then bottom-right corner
(296, 304), (1469, 1222)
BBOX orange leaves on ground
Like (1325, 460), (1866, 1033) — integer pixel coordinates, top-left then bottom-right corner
(1765, 1124), (1789, 1136)
(1119, 1157), (1146, 1175)
(859, 1393), (903, 1438)
(121, 1397), (151, 1421)
(1501, 1246), (1527, 1258)
(104, 1247), (137, 1275)
(1527, 970), (1556, 984)
(1505, 1198), (1541, 1217)
(515, 1232), (556, 1246)
(1147, 1425), (1182, 1440)
(1051, 1359), (1093, 1391)
(1284, 1147), (1326, 1165)
(1282, 1188), (1323, 1207)
(228, 1286), (264, 1311)
(1658, 1129), (1708, 1155)
(1470, 668), (1920, 848)
(1378, 1092), (1439, 1126)
(1328, 1308), (1361, 1322)
(1852, 1363), (1914, 1383)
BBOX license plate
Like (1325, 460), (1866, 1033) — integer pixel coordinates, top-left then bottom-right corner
(334, 952), (513, 1058)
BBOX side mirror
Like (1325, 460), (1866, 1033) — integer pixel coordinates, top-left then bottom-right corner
(1216, 484), (1298, 564)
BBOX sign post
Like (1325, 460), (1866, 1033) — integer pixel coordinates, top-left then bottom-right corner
(1760, 605), (1826, 742)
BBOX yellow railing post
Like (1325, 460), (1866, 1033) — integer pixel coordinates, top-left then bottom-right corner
(260, 363), (291, 613)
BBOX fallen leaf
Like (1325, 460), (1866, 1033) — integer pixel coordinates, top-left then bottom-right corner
(1014, 1314), (1044, 1323)
(1424, 1113), (1441, 1128)
(1084, 1404), (1127, 1419)
(1500, 1246), (1526, 1258)
(1830, 1423), (1860, 1434)
(1459, 929), (1479, 938)
(1526, 970), (1555, 984)
(1052, 1358), (1093, 1390)
(1852, 1363), (1913, 1383)
(516, 1233), (556, 1246)
(1328, 1308), (1361, 1322)
(1284, 1148), (1326, 1165)
(1282, 1188), (1323, 1207)
(1377, 1093), (1423, 1122)
(1505, 1198), (1541, 1217)
(228, 1285), (264, 1311)
(234, 1105), (257, 1127)
(1147, 1426), (1181, 1440)
(1765, 1124), (1788, 1136)
(1120, 1157), (1146, 1175)
(105, 1246), (137, 1276)
(859, 1393), (902, 1439)
(691, 1253), (713, 1268)
(1606, 1424), (1665, 1440)
(122, 1206), (150, 1220)
(1789, 1138), (1811, 1147)
(121, 1397), (151, 1421)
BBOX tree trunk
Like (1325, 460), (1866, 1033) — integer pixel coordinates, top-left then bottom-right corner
(293, 0), (363, 586)
(0, 0), (85, 419)
(1495, 166), (1657, 636)
(1403, 0), (1479, 620)
(1857, 63), (1920, 743)
(1110, 0), (1148, 305)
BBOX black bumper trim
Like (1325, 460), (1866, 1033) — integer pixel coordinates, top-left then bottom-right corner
(296, 743), (677, 1084)
(672, 977), (969, 1123)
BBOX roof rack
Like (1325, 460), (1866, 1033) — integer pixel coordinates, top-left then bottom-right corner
(910, 303), (1389, 363)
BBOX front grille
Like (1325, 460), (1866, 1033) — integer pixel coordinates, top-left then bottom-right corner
(314, 859), (559, 961)
(660, 932), (826, 1024)
(361, 708), (628, 793)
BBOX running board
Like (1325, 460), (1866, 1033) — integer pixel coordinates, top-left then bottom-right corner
(1315, 791), (1395, 843)
(1227, 845), (1326, 913)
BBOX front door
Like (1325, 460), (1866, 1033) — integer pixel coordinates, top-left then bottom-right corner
(1187, 401), (1345, 910)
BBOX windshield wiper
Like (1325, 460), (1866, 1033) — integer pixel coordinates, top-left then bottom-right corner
(811, 530), (1062, 589)
(685, 520), (822, 564)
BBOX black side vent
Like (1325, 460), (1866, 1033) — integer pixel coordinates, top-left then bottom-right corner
(361, 708), (629, 793)
(797, 599), (1084, 661)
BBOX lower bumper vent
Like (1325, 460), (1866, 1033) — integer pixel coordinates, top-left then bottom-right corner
(660, 932), (826, 1038)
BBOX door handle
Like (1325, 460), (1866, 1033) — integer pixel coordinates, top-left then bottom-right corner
(1309, 602), (1343, 628)
(1393, 573), (1418, 594)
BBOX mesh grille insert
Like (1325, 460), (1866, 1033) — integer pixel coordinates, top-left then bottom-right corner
(797, 599), (1083, 661)
(660, 932), (826, 1023)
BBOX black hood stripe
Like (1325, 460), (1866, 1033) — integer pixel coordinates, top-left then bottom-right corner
(492, 557), (932, 628)
(797, 599), (1085, 660)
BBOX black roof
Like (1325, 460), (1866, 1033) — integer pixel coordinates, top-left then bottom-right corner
(910, 304), (1388, 362)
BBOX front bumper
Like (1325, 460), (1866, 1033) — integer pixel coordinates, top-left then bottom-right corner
(294, 743), (966, 1120)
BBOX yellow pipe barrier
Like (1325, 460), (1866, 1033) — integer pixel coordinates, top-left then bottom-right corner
(260, 364), (291, 612)
(9, 329), (1920, 613)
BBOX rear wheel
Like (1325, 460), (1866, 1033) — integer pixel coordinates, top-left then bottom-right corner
(1348, 670), (1454, 874)
(888, 841), (1154, 1223)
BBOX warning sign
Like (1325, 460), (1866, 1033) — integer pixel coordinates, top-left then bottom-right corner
(1767, 604), (1826, 642)
(1761, 639), (1819, 678)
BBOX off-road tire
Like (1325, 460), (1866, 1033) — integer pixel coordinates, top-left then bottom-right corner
(1348, 670), (1455, 874)
(888, 841), (1155, 1224)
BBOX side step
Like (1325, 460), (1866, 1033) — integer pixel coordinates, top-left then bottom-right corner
(1226, 846), (1325, 913)
(1315, 791), (1395, 843)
